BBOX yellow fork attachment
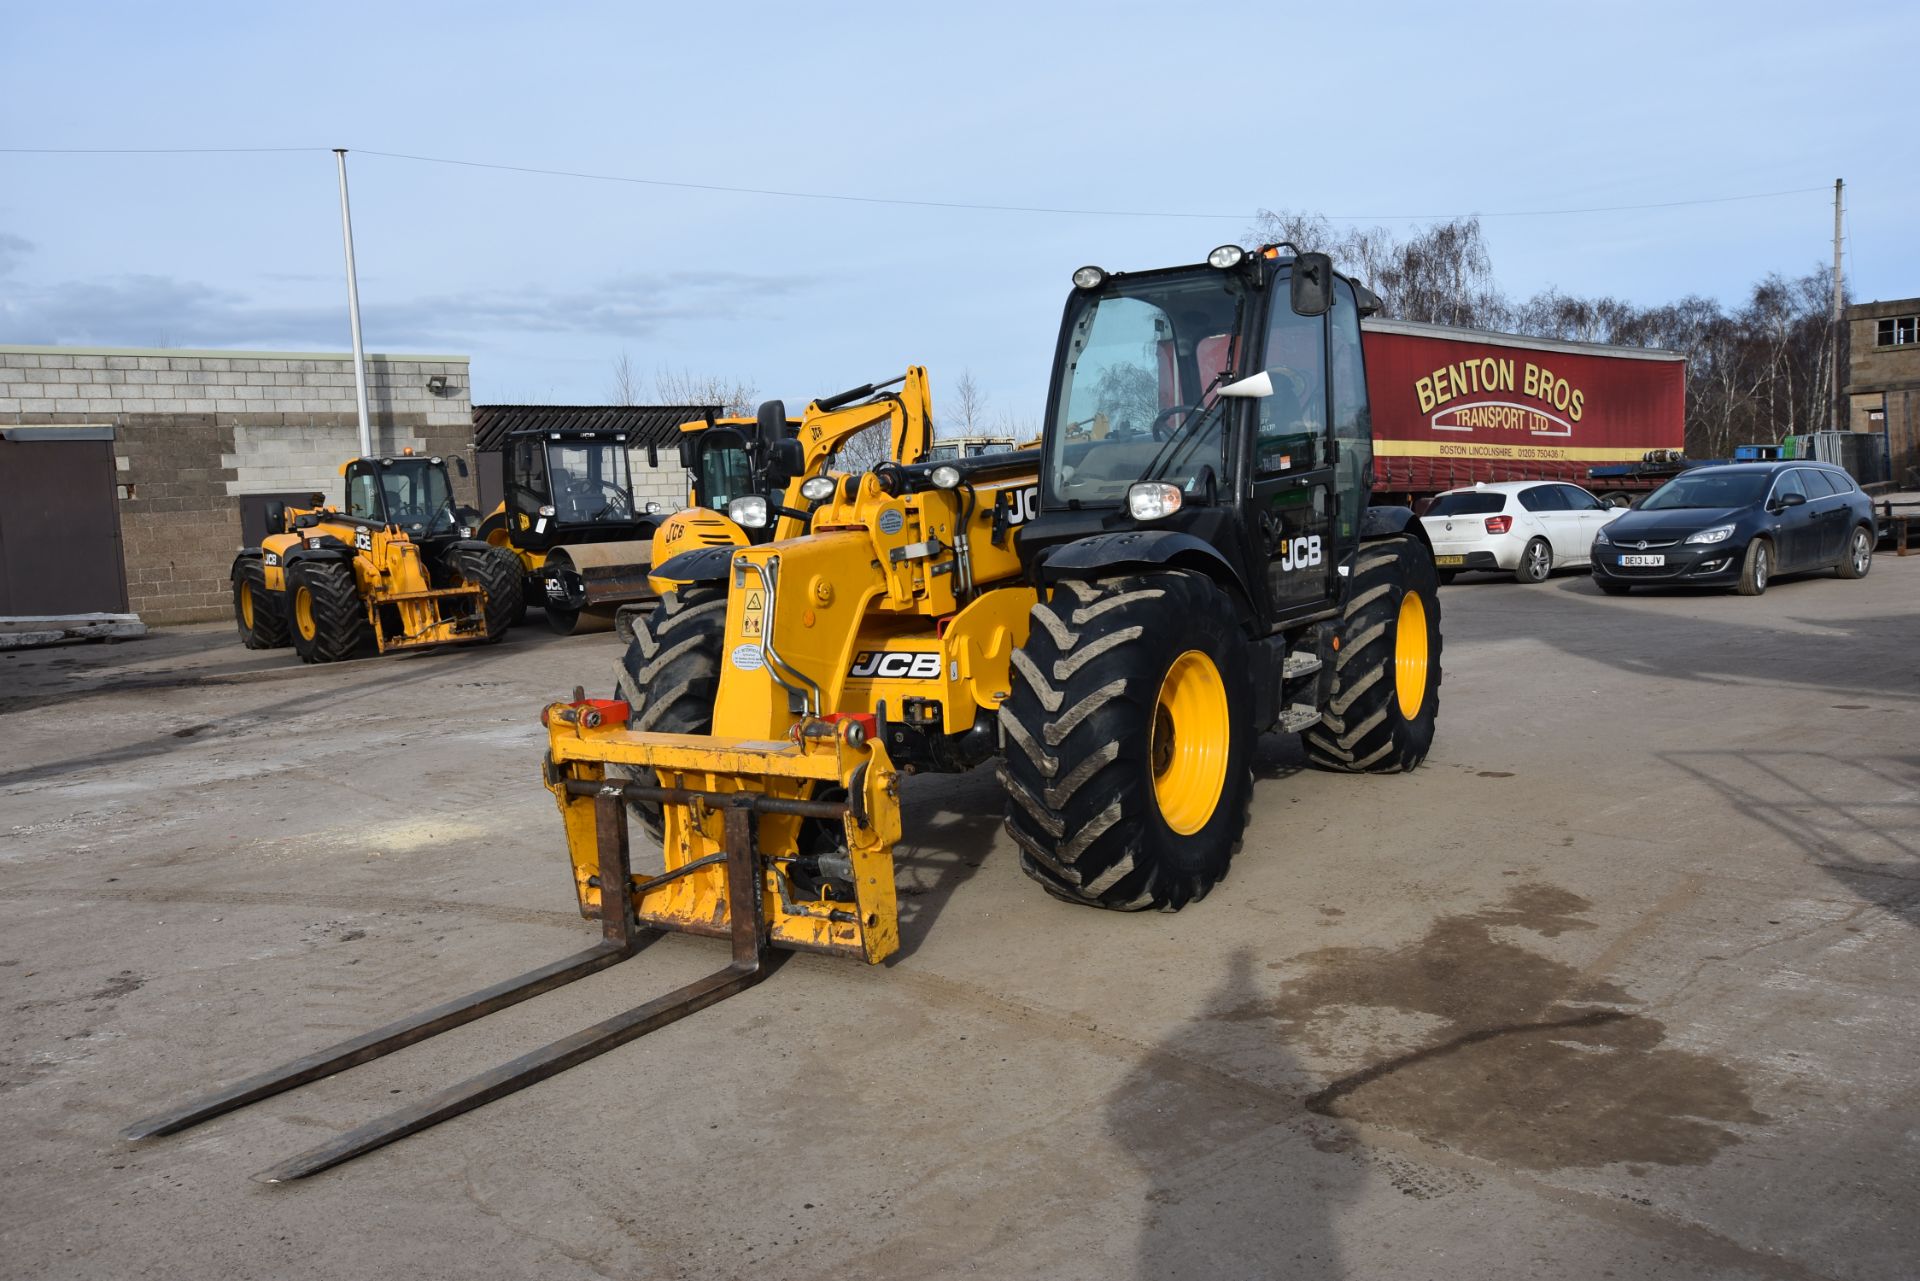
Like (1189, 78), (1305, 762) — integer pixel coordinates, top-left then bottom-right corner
(545, 697), (905, 964)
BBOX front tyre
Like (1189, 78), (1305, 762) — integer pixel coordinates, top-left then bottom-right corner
(455, 546), (524, 641)
(613, 586), (727, 838)
(999, 573), (1253, 912)
(1736, 538), (1771, 596)
(286, 560), (372, 663)
(1305, 535), (1442, 773)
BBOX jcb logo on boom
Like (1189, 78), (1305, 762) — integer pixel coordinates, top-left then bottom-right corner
(848, 651), (942, 680)
(1278, 535), (1322, 572)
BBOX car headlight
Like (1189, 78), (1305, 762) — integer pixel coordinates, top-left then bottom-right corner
(1685, 524), (1735, 545)
(727, 495), (769, 529)
(1593, 527), (1612, 545)
(799, 475), (837, 502)
(1126, 481), (1183, 521)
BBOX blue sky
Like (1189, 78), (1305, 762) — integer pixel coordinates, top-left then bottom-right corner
(3, 1), (1913, 425)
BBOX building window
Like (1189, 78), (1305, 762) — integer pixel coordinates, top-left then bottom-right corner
(1877, 315), (1918, 346)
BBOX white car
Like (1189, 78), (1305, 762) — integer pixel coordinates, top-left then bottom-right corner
(1418, 481), (1625, 584)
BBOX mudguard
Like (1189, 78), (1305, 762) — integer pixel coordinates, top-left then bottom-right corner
(649, 545), (736, 588)
(1038, 529), (1242, 587)
(1359, 504), (1430, 547)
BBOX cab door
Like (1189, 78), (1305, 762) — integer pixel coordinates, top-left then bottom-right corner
(1247, 284), (1335, 619)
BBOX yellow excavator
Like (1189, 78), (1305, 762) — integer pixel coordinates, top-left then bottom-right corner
(132, 249), (1443, 1180)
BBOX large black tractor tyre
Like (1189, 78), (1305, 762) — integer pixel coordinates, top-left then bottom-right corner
(999, 572), (1254, 912)
(1304, 535), (1442, 773)
(612, 585), (728, 837)
(231, 558), (290, 650)
(455, 546), (524, 642)
(286, 560), (373, 664)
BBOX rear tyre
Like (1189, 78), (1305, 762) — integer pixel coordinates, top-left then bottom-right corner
(613, 585), (727, 837)
(999, 573), (1253, 912)
(1305, 535), (1442, 774)
(1515, 537), (1552, 584)
(1736, 538), (1771, 596)
(1596, 580), (1632, 597)
(1836, 525), (1873, 580)
(286, 560), (372, 664)
(231, 558), (290, 649)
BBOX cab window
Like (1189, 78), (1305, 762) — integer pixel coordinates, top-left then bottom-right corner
(1258, 295), (1327, 475)
(1328, 279), (1371, 537)
(345, 464), (383, 521)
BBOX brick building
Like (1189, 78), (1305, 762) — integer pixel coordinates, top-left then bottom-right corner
(1844, 297), (1920, 486)
(0, 344), (472, 624)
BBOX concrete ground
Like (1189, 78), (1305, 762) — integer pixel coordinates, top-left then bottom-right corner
(1, 558), (1915, 1281)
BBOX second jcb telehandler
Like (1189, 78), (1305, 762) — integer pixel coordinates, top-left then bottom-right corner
(229, 450), (522, 663)
(132, 247), (1442, 1181)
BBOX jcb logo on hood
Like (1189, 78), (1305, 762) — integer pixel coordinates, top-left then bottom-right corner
(848, 651), (942, 680)
(1279, 535), (1322, 571)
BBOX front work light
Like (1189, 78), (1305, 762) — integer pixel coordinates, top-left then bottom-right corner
(1208, 244), (1246, 269)
(930, 464), (962, 490)
(1127, 482), (1183, 521)
(727, 495), (769, 528)
(799, 475), (837, 502)
(1072, 265), (1106, 290)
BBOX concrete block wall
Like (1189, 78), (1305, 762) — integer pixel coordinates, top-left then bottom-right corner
(1, 345), (473, 625)
(628, 454), (690, 512)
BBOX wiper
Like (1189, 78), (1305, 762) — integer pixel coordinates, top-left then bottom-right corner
(1140, 368), (1232, 487)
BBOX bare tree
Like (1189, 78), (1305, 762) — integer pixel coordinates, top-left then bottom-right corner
(651, 366), (759, 416)
(609, 349), (641, 405)
(830, 424), (891, 472)
(947, 368), (989, 437)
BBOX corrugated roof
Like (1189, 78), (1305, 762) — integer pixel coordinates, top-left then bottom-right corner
(472, 404), (721, 453)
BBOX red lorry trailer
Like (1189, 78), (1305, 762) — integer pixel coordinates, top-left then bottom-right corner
(1361, 319), (1686, 508)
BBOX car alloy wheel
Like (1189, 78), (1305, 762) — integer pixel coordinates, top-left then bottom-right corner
(1850, 528), (1872, 577)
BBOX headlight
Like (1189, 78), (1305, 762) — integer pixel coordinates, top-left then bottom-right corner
(1207, 244), (1246, 269)
(538, 504), (555, 517)
(644, 500), (663, 514)
(799, 475), (837, 502)
(1072, 265), (1106, 290)
(1126, 482), (1183, 522)
(727, 495), (769, 529)
(1685, 524), (1735, 545)
(930, 464), (962, 490)
(458, 526), (473, 538)
(1593, 527), (1612, 545)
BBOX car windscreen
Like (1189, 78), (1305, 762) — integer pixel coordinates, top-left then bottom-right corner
(1641, 471), (1772, 510)
(1425, 492), (1507, 516)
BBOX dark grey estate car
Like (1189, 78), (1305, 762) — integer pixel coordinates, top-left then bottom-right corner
(1590, 462), (1876, 597)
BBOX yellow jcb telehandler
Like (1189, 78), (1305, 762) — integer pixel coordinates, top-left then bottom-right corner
(229, 450), (522, 663)
(134, 247), (1442, 1181)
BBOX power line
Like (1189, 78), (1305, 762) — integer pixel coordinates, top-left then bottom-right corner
(1, 145), (1834, 222)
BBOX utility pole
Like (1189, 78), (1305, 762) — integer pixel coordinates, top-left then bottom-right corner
(334, 148), (373, 456)
(1831, 178), (1845, 434)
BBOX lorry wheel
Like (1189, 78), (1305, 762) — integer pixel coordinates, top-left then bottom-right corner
(231, 559), (290, 649)
(999, 572), (1253, 912)
(1736, 538), (1771, 596)
(286, 560), (372, 664)
(1305, 535), (1441, 774)
(457, 546), (525, 641)
(613, 585), (727, 838)
(1515, 538), (1552, 584)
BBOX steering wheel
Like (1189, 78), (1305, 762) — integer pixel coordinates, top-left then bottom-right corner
(600, 486), (632, 520)
(1150, 404), (1201, 441)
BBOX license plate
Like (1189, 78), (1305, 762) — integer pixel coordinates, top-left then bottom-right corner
(1619, 554), (1665, 567)
(1433, 555), (1465, 567)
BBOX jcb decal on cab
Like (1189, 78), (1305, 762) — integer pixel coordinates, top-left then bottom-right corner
(997, 486), (1039, 526)
(354, 528), (373, 551)
(848, 650), (942, 679)
(1278, 535), (1322, 571)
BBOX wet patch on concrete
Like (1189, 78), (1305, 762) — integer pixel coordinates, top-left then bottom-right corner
(1243, 884), (1765, 1170)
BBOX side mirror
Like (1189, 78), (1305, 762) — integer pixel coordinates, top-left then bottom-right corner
(1291, 252), (1334, 317)
(646, 442), (659, 468)
(1774, 491), (1806, 511)
(263, 500), (286, 532)
(756, 399), (788, 452)
(453, 456), (469, 478)
(766, 437), (804, 488)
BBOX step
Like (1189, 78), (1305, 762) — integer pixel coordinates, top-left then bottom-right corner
(1281, 651), (1322, 680)
(1278, 703), (1322, 733)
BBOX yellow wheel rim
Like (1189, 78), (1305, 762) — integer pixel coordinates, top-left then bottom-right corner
(1150, 649), (1230, 836)
(239, 581), (255, 629)
(294, 586), (317, 641)
(1394, 590), (1429, 720)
